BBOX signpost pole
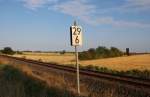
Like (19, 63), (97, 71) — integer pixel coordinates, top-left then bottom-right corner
(74, 21), (80, 95)
(75, 45), (80, 94)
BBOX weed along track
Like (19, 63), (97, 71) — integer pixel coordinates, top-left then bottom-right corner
(0, 55), (150, 97)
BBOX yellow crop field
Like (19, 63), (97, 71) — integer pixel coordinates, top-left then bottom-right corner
(13, 52), (75, 64)
(13, 52), (150, 71)
(79, 54), (150, 71)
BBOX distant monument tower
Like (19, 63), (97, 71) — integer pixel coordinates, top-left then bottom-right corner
(126, 48), (130, 56)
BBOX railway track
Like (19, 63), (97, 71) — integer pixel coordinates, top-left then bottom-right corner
(0, 55), (150, 91)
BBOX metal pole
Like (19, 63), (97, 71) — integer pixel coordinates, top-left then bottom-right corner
(75, 46), (80, 94)
(74, 21), (80, 95)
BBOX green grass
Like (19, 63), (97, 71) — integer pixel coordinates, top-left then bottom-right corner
(0, 64), (80, 97)
(80, 65), (150, 80)
(63, 64), (150, 80)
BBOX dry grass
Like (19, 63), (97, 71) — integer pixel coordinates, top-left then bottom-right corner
(1, 56), (150, 97)
(0, 59), (80, 97)
(13, 52), (74, 64)
(13, 52), (150, 71)
(80, 54), (150, 71)
(0, 59), (65, 89)
(0, 65), (80, 97)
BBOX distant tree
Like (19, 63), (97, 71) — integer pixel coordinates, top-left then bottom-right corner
(88, 48), (95, 54)
(60, 50), (66, 54)
(110, 47), (123, 57)
(16, 51), (23, 54)
(79, 51), (92, 60)
(88, 48), (96, 59)
(1, 47), (15, 55)
(96, 46), (110, 58)
(79, 46), (123, 60)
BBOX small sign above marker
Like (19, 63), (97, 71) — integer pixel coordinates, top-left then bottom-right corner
(70, 26), (82, 46)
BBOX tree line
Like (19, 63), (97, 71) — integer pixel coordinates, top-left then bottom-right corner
(79, 46), (123, 60)
(0, 47), (15, 55)
(0, 46), (123, 60)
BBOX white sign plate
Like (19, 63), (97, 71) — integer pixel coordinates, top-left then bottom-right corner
(70, 26), (82, 46)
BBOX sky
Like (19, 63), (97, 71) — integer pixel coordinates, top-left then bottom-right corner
(0, 0), (150, 52)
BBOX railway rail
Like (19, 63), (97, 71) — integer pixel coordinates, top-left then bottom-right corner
(0, 54), (150, 91)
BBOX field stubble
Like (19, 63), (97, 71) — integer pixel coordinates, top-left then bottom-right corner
(14, 52), (150, 71)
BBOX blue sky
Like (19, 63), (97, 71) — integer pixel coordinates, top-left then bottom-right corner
(0, 0), (150, 52)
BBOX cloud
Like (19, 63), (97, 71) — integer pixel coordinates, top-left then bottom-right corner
(51, 0), (150, 29)
(112, 19), (150, 28)
(107, 0), (150, 13)
(81, 16), (150, 29)
(124, 0), (150, 10)
(52, 0), (95, 17)
(51, 0), (102, 26)
(95, 0), (150, 14)
(19, 0), (150, 29)
(21, 0), (58, 10)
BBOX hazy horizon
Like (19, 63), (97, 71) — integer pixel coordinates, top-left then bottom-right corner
(1, 0), (150, 52)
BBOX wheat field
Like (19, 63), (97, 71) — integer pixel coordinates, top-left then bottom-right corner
(79, 54), (150, 71)
(13, 52), (75, 64)
(13, 52), (150, 71)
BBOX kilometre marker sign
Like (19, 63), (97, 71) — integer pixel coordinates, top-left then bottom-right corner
(70, 26), (82, 46)
(70, 21), (82, 95)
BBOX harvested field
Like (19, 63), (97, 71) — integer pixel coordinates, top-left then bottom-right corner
(80, 54), (150, 71)
(13, 52), (75, 64)
(13, 52), (150, 71)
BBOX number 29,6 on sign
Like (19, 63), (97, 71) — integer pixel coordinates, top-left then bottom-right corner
(70, 26), (82, 46)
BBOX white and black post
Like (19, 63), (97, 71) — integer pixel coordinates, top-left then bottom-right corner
(70, 21), (82, 95)
(74, 21), (80, 95)
(75, 45), (80, 94)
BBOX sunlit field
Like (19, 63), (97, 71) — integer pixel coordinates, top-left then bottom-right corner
(13, 52), (75, 64)
(13, 52), (150, 71)
(80, 54), (150, 71)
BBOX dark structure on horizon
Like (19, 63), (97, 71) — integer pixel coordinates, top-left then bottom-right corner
(126, 48), (130, 56)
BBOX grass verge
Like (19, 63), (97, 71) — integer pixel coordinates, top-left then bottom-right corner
(80, 65), (150, 80)
(60, 63), (150, 80)
(0, 64), (80, 97)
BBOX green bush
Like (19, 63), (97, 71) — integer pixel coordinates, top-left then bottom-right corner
(79, 46), (123, 60)
(110, 47), (123, 57)
(1, 47), (15, 55)
(60, 50), (66, 54)
(16, 51), (23, 54)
